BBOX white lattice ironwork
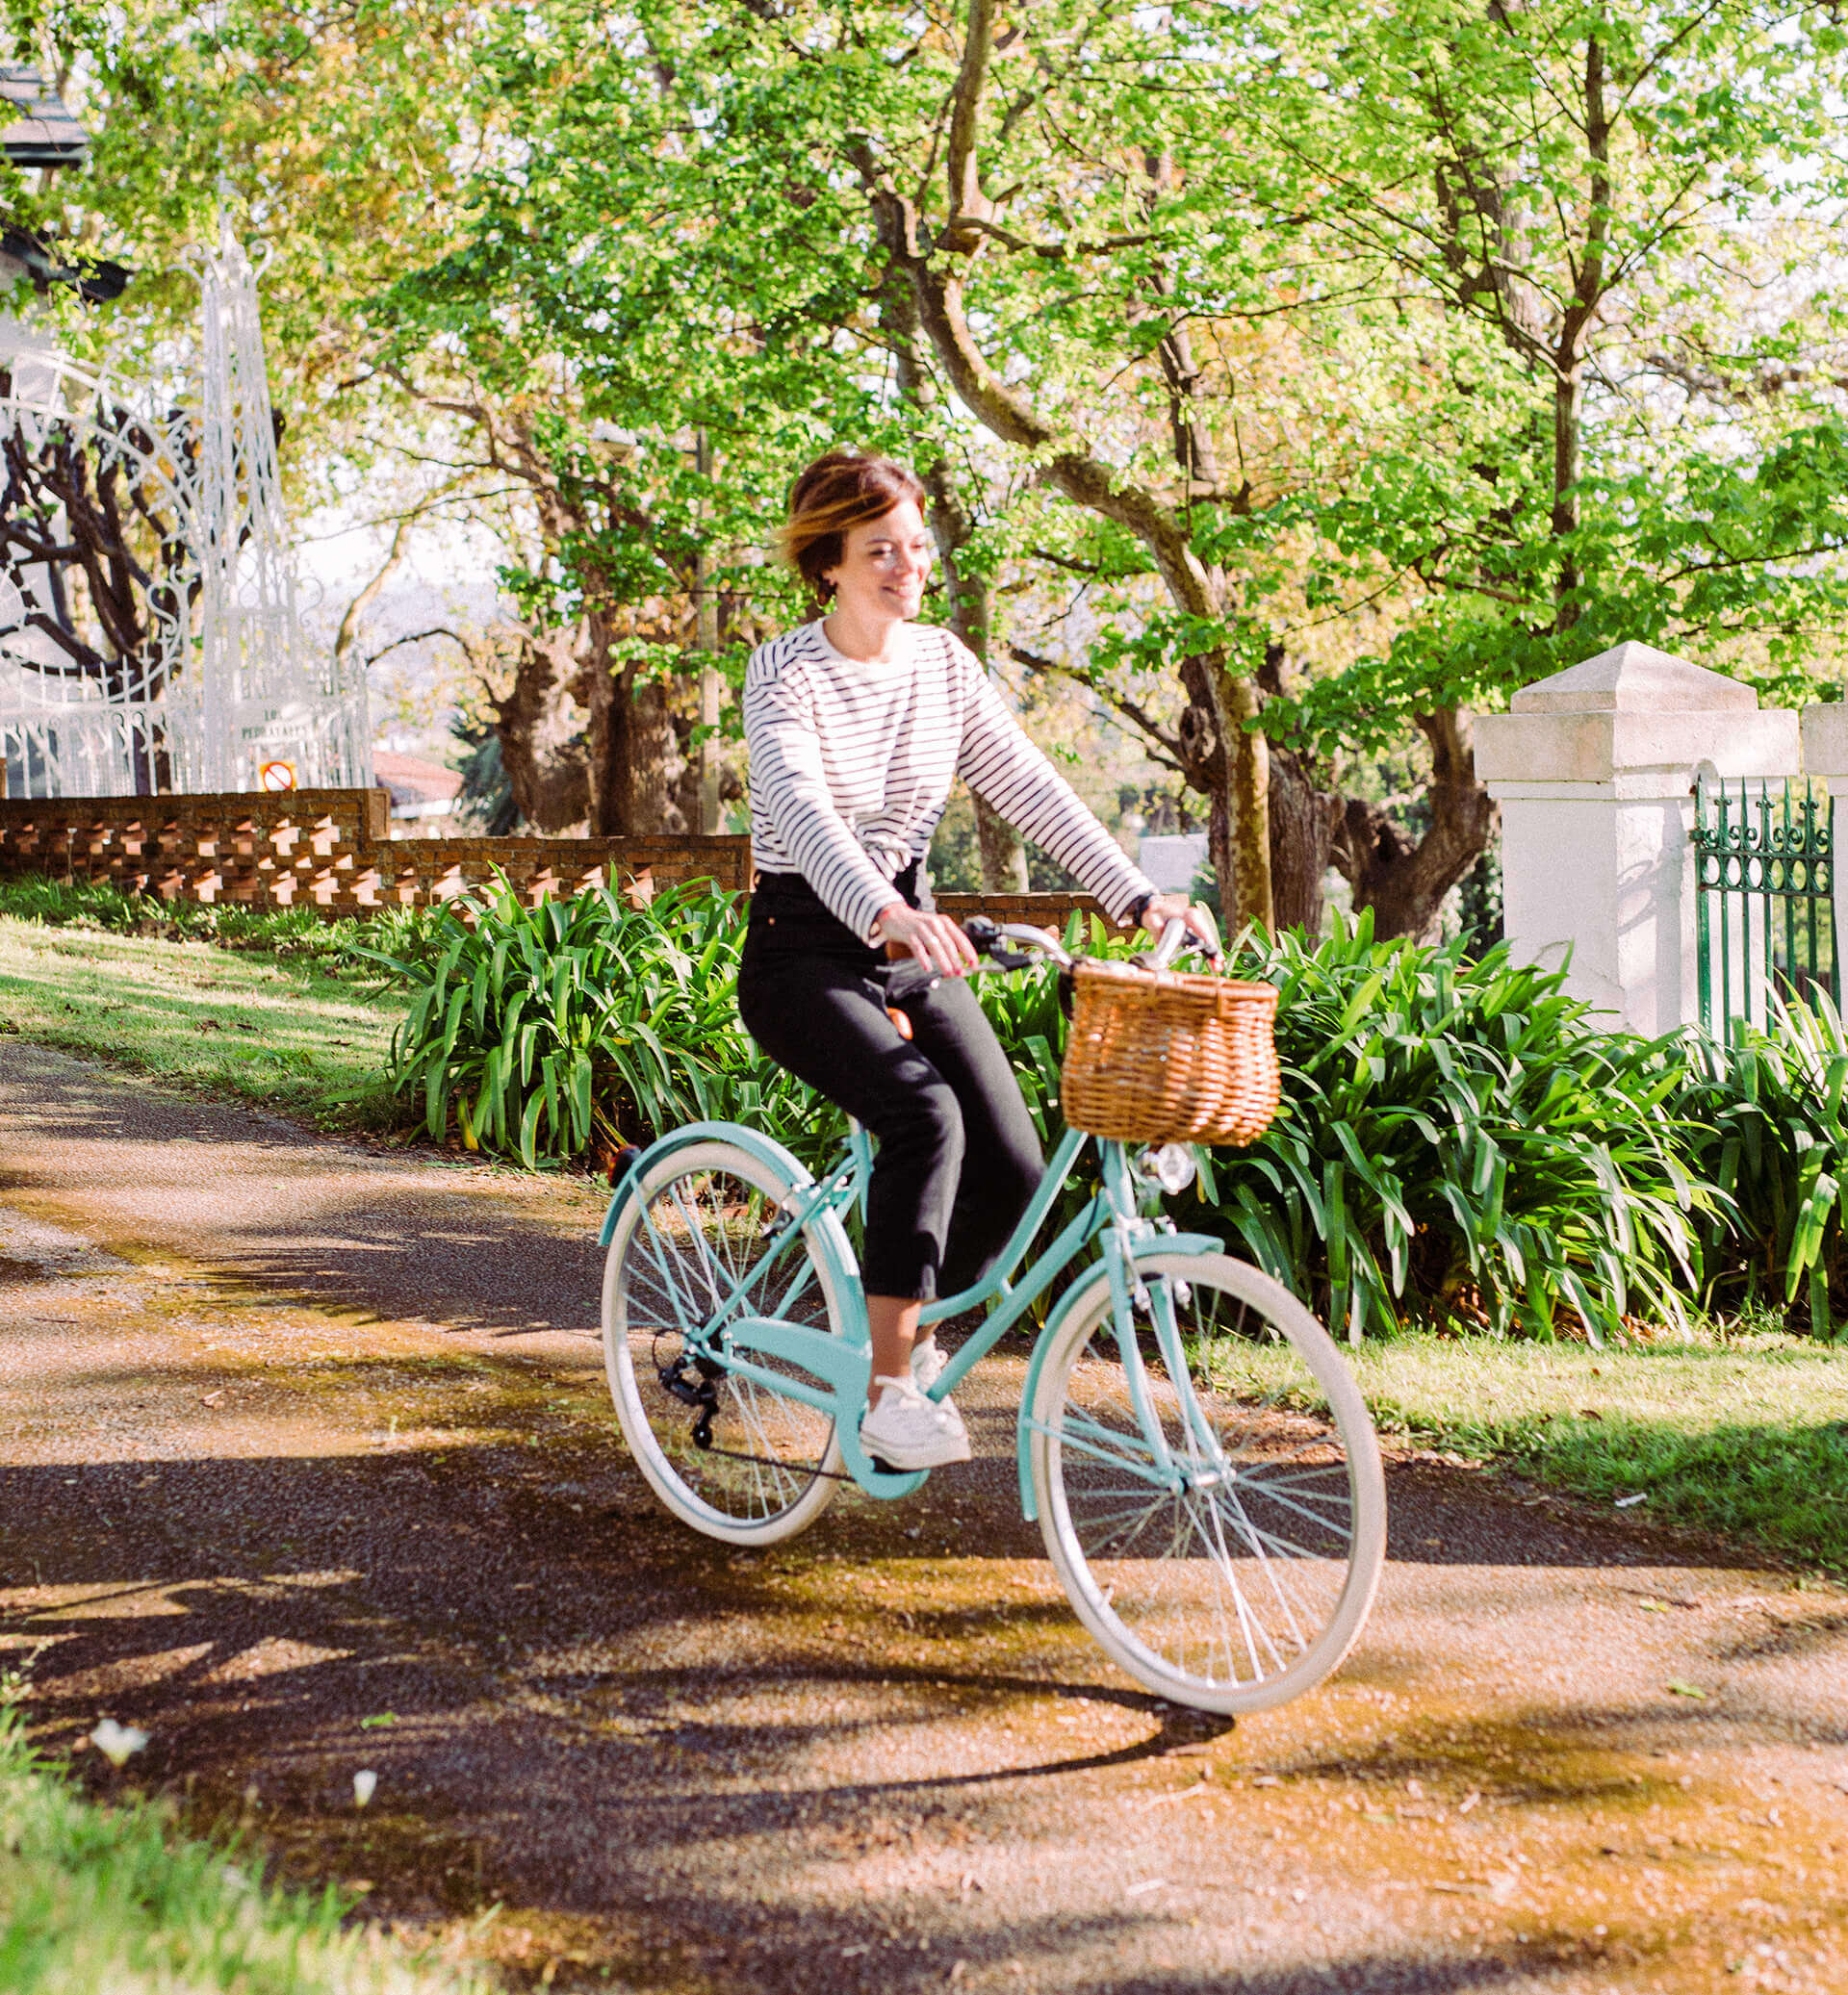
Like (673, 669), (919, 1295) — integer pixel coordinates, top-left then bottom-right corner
(0, 217), (370, 798)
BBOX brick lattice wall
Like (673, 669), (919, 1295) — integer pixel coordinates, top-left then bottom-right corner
(0, 791), (749, 913)
(0, 790), (1116, 931)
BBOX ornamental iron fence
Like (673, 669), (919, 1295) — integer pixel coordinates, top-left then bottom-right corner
(1693, 773), (1836, 1037)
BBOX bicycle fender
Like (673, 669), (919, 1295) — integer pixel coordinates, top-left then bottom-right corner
(1015, 1262), (1113, 1522)
(1014, 1235), (1227, 1521)
(596, 1120), (817, 1247)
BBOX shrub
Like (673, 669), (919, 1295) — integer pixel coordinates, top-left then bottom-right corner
(366, 876), (838, 1170)
(369, 890), (1732, 1340)
(970, 911), (1713, 1343)
(1184, 918), (1715, 1344)
(56, 858), (1832, 1342)
(1675, 994), (1848, 1337)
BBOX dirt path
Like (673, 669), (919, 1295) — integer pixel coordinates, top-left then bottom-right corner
(2, 1038), (1844, 1995)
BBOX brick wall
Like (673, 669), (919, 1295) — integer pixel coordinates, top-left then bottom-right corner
(0, 791), (749, 914)
(935, 891), (1111, 934)
(0, 790), (1117, 931)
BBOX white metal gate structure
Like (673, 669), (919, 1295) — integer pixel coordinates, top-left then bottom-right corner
(0, 217), (370, 798)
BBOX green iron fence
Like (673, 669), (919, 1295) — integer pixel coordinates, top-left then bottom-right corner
(1693, 774), (1836, 1037)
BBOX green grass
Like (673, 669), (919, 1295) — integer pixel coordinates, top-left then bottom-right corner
(0, 910), (404, 1132)
(1343, 1327), (1848, 1573)
(0, 1693), (480, 1994)
(0, 874), (446, 972)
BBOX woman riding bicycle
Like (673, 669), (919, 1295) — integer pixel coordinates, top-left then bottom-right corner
(738, 449), (1219, 1474)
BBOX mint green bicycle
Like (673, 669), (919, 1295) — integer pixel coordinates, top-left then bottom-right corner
(599, 922), (1385, 1715)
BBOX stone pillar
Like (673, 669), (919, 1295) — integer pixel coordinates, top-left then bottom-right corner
(1476, 642), (1799, 1033)
(1799, 706), (1848, 999)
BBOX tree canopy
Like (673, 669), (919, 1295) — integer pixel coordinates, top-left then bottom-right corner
(11, 0), (1848, 928)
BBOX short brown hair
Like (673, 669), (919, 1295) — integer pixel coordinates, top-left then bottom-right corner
(781, 450), (926, 604)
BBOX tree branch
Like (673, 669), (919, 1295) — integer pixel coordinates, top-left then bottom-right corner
(1005, 641), (1187, 768)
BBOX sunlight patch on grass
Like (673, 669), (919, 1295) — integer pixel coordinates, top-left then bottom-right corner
(1346, 1332), (1848, 1573)
(0, 914), (402, 1131)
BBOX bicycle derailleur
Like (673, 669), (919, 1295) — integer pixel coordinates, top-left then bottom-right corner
(655, 1344), (726, 1449)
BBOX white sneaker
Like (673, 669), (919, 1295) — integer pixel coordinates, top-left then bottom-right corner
(860, 1374), (972, 1471)
(911, 1335), (947, 1393)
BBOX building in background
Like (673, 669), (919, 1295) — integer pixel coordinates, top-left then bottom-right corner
(372, 750), (463, 832)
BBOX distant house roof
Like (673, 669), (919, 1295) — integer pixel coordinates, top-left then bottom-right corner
(373, 750), (464, 821)
(0, 65), (89, 169)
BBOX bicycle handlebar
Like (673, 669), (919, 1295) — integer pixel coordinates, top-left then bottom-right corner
(882, 912), (1219, 1008)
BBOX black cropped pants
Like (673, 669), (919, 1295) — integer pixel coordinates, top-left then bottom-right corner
(736, 870), (1043, 1302)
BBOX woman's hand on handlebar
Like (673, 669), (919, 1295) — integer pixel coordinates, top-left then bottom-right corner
(1140, 891), (1222, 965)
(872, 903), (981, 978)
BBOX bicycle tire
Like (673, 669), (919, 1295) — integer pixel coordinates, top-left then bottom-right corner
(603, 1138), (850, 1545)
(1029, 1251), (1385, 1714)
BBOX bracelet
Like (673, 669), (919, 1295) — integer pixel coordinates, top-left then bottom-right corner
(1125, 891), (1155, 930)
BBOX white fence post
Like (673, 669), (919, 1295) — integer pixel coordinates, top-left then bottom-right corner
(1476, 642), (1799, 1033)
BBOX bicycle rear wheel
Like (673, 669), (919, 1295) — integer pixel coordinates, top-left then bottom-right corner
(603, 1138), (850, 1545)
(1029, 1252), (1384, 1714)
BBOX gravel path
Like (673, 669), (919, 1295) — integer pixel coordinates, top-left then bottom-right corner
(2, 1038), (1844, 1995)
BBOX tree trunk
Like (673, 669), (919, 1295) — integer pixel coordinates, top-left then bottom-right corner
(1268, 747), (1343, 935)
(932, 497), (1026, 892)
(1256, 648), (1342, 934)
(971, 792), (1027, 893)
(1219, 665), (1273, 934)
(597, 663), (686, 837)
(565, 601), (690, 838)
(494, 625), (591, 833)
(1333, 708), (1498, 942)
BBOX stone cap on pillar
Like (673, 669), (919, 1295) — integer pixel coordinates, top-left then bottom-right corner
(1477, 640), (1798, 794)
(1510, 640), (1757, 715)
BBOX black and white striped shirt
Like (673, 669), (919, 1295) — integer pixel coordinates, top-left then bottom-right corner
(744, 620), (1157, 940)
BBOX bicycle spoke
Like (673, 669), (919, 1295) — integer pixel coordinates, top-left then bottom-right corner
(1034, 1252), (1383, 1714)
(607, 1147), (843, 1541)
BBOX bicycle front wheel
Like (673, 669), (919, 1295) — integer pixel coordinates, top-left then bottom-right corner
(603, 1138), (851, 1546)
(1030, 1252), (1385, 1714)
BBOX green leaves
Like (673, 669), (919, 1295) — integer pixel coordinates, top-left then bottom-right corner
(368, 874), (838, 1171)
(1180, 915), (1715, 1345)
(368, 882), (1840, 1343)
(1677, 995), (1848, 1338)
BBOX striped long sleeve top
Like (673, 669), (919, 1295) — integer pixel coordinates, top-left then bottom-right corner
(743, 620), (1158, 941)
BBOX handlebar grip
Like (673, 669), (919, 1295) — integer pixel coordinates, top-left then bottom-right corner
(1148, 911), (1222, 971)
(1148, 916), (1193, 971)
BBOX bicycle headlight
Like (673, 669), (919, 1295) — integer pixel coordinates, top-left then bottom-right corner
(1143, 1142), (1197, 1195)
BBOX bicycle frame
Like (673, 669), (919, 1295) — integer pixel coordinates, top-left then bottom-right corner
(601, 1119), (1228, 1513)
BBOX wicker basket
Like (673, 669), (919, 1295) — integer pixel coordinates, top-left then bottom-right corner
(1060, 959), (1281, 1146)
